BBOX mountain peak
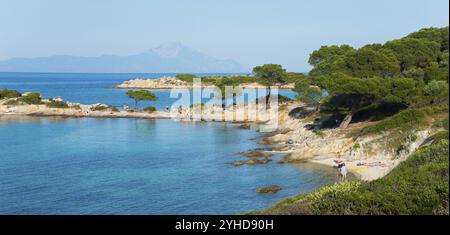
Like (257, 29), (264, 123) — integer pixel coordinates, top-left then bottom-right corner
(0, 43), (246, 73)
(151, 42), (188, 58)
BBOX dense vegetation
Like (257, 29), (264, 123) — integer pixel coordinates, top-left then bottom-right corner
(304, 27), (449, 129)
(253, 26), (449, 215)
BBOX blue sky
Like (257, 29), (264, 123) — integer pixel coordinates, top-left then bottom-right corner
(0, 0), (448, 72)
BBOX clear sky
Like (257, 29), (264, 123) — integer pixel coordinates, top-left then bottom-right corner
(0, 0), (448, 72)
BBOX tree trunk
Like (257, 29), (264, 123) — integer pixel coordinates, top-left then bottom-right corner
(339, 113), (353, 129)
(266, 87), (271, 109)
(220, 97), (224, 109)
(134, 100), (138, 110)
(315, 105), (320, 112)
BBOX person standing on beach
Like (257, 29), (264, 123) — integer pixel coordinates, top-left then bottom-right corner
(335, 153), (347, 181)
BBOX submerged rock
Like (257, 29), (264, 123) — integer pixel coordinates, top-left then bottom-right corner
(240, 150), (272, 158)
(231, 161), (245, 167)
(256, 185), (282, 194)
(246, 157), (272, 165)
(238, 124), (251, 130)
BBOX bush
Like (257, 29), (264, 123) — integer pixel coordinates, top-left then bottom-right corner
(0, 89), (21, 99)
(72, 104), (82, 110)
(144, 106), (156, 113)
(47, 99), (69, 108)
(111, 107), (120, 112)
(90, 105), (108, 111)
(175, 74), (197, 83)
(18, 93), (42, 105)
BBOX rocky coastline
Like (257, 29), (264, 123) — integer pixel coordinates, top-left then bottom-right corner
(1, 94), (437, 182)
(114, 77), (295, 89)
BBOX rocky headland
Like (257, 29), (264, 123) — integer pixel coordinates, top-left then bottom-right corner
(114, 77), (295, 89)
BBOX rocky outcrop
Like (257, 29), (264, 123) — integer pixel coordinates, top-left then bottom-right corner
(257, 104), (441, 181)
(115, 77), (193, 89)
(115, 77), (295, 89)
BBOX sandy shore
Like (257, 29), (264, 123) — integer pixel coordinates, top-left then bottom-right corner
(309, 158), (393, 181)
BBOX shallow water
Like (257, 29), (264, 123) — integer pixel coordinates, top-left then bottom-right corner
(0, 73), (335, 214)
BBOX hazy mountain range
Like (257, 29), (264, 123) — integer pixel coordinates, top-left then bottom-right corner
(0, 43), (246, 73)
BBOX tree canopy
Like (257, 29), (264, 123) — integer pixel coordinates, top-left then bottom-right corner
(293, 78), (323, 107)
(252, 64), (287, 86)
(304, 26), (449, 128)
(126, 90), (158, 110)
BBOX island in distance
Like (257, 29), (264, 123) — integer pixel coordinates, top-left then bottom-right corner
(0, 42), (245, 73)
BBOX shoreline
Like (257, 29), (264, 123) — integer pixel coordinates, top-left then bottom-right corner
(1, 98), (395, 182)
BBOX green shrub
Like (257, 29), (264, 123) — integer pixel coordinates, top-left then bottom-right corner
(111, 107), (120, 112)
(144, 106), (156, 113)
(0, 89), (21, 99)
(72, 104), (82, 110)
(47, 99), (69, 108)
(90, 105), (108, 111)
(175, 74), (197, 83)
(17, 93), (42, 105)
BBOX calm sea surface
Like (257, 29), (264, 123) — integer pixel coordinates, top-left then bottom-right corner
(0, 72), (335, 214)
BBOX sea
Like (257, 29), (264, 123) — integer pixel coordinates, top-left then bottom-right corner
(0, 72), (336, 214)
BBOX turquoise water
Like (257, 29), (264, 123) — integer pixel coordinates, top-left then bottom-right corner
(0, 73), (335, 214)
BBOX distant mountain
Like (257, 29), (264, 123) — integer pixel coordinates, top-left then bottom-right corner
(0, 42), (246, 73)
